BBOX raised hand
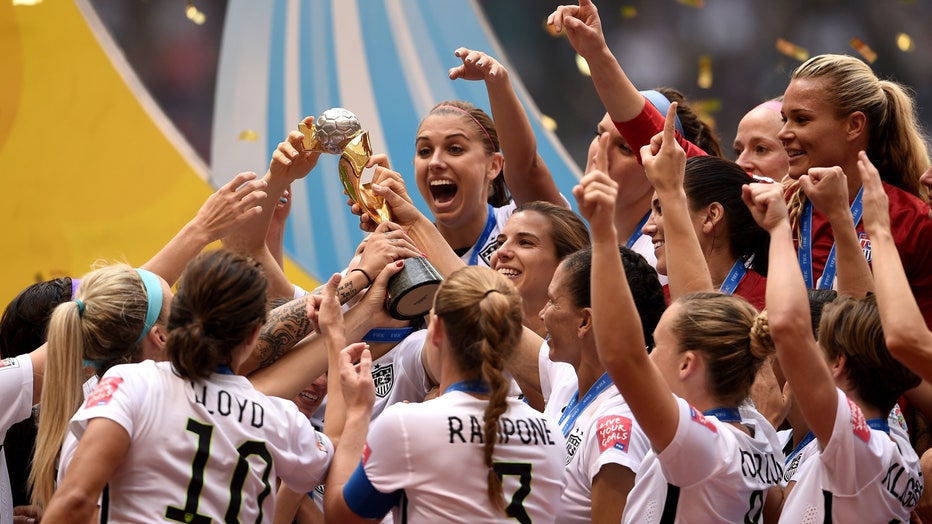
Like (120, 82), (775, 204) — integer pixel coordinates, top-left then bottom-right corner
(193, 171), (268, 241)
(799, 166), (851, 222)
(547, 0), (607, 58)
(338, 342), (375, 417)
(449, 47), (509, 86)
(742, 181), (790, 234)
(269, 115), (322, 181)
(355, 221), (423, 281)
(573, 132), (617, 240)
(858, 150), (891, 238)
(641, 102), (686, 195)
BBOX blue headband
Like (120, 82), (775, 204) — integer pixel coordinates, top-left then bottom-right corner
(640, 90), (686, 137)
(134, 268), (164, 345)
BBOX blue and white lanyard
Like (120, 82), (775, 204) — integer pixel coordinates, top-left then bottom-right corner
(444, 379), (490, 396)
(798, 187), (864, 289)
(468, 204), (497, 266)
(719, 259), (748, 296)
(702, 407), (742, 424)
(625, 212), (652, 249)
(867, 417), (890, 434)
(559, 372), (614, 437)
(785, 430), (815, 466)
(362, 327), (415, 343)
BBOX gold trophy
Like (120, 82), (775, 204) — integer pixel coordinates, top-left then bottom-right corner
(300, 108), (442, 320)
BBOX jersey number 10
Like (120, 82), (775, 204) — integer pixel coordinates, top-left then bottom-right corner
(164, 418), (274, 524)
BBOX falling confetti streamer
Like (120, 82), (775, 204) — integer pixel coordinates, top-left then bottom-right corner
(575, 54), (591, 77)
(850, 37), (877, 63)
(776, 38), (809, 61)
(677, 0), (705, 7)
(620, 6), (638, 18)
(12, 0), (43, 5)
(540, 115), (558, 132)
(698, 55), (712, 89)
(186, 1), (206, 25)
(237, 130), (259, 142)
(896, 33), (914, 52)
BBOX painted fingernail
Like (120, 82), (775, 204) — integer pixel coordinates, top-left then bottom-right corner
(395, 260), (405, 267)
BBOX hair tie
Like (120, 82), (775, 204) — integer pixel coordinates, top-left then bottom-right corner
(434, 104), (496, 152)
(483, 289), (502, 299)
(75, 299), (86, 316)
(640, 90), (686, 137)
(134, 268), (164, 345)
(82, 358), (104, 370)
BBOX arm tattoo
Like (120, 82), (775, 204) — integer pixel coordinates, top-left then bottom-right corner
(256, 296), (312, 368)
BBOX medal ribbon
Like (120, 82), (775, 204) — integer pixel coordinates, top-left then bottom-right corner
(798, 187), (864, 289)
(468, 204), (497, 266)
(559, 372), (614, 437)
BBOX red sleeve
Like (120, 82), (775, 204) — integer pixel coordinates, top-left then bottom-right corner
(883, 183), (932, 329)
(613, 99), (709, 163)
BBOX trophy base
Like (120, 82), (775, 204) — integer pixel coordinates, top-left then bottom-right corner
(386, 257), (444, 320)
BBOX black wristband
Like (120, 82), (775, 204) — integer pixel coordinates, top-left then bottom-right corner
(350, 267), (373, 288)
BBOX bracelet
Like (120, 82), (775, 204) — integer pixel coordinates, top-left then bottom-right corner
(350, 268), (373, 288)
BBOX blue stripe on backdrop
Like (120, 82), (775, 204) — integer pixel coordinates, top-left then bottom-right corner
(214, 0), (583, 283)
(357, 1), (422, 191)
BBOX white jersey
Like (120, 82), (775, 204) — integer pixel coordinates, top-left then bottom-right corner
(310, 329), (431, 430)
(0, 355), (34, 523)
(538, 340), (575, 409)
(622, 396), (784, 523)
(779, 389), (922, 523)
(343, 389), (566, 523)
(780, 402), (910, 488)
(460, 202), (517, 268)
(545, 369), (651, 523)
(67, 360), (333, 523)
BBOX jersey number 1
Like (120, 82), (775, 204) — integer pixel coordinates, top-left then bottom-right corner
(164, 418), (274, 524)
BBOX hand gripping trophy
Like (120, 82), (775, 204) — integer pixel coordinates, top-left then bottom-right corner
(299, 108), (442, 320)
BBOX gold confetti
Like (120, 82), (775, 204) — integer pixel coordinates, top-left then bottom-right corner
(540, 115), (558, 132)
(12, 0), (42, 5)
(620, 6), (638, 18)
(850, 37), (877, 63)
(237, 130), (259, 142)
(896, 33), (914, 52)
(697, 55), (712, 89)
(575, 54), (591, 77)
(186, 1), (206, 25)
(776, 38), (809, 61)
(543, 18), (562, 37)
(677, 0), (705, 7)
(691, 99), (721, 131)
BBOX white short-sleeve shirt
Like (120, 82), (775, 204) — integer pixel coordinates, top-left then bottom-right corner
(346, 390), (566, 523)
(622, 396), (784, 523)
(67, 360), (333, 523)
(0, 355), (34, 522)
(779, 389), (921, 523)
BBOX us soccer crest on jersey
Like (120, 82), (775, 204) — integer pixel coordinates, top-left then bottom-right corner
(372, 363), (395, 398)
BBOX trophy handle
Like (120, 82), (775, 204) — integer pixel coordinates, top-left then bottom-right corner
(339, 131), (391, 223)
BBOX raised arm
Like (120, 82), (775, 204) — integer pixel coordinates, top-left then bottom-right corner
(320, 274), (376, 524)
(247, 260), (405, 400)
(449, 47), (561, 206)
(547, 0), (706, 159)
(576, 122), (679, 452)
(642, 102), (713, 300)
(861, 151), (932, 380)
(798, 166), (872, 298)
(743, 182), (837, 445)
(141, 171), (267, 286)
(223, 117), (322, 299)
